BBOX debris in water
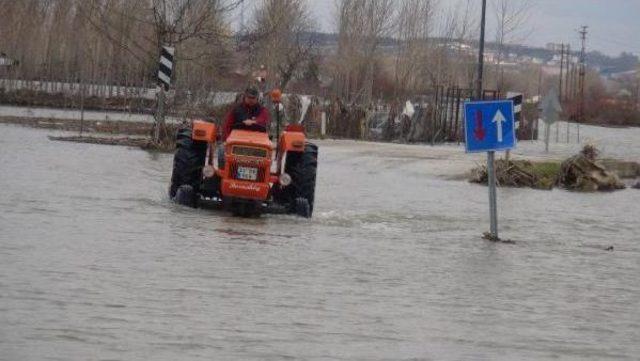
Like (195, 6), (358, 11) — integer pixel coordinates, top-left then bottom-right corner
(558, 144), (625, 191)
(482, 232), (515, 244)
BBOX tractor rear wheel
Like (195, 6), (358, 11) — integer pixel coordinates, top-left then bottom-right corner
(285, 142), (318, 217)
(169, 127), (207, 206)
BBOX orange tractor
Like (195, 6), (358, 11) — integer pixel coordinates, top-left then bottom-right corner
(168, 118), (318, 218)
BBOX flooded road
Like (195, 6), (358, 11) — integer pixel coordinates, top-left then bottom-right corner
(1, 124), (639, 360)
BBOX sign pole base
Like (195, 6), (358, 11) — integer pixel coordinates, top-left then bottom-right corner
(487, 150), (498, 239)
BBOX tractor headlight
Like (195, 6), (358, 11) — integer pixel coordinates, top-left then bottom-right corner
(203, 165), (215, 178)
(279, 173), (292, 186)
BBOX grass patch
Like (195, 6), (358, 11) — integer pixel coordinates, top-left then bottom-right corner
(527, 161), (561, 189)
(470, 159), (561, 190)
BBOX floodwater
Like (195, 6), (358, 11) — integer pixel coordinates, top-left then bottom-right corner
(1, 124), (639, 360)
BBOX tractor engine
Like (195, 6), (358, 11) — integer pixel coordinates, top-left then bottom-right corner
(221, 130), (273, 201)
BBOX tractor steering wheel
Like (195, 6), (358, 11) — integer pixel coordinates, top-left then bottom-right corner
(231, 121), (266, 133)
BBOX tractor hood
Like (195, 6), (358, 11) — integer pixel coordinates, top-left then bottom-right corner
(226, 130), (273, 149)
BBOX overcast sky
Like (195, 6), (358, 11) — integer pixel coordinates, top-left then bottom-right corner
(291, 0), (640, 56)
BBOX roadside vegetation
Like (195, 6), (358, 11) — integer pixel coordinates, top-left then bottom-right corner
(469, 145), (636, 191)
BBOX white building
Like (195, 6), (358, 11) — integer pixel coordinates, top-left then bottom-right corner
(0, 53), (15, 67)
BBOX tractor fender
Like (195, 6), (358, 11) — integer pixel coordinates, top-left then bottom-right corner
(192, 120), (217, 143)
(279, 131), (306, 153)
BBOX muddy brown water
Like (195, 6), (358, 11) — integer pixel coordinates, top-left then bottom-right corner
(1, 124), (639, 360)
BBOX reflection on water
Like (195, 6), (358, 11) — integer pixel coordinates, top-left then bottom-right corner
(1, 124), (639, 360)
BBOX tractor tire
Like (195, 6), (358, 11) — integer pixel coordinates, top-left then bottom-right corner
(169, 127), (207, 205)
(285, 142), (318, 217)
(174, 184), (197, 207)
(294, 197), (311, 218)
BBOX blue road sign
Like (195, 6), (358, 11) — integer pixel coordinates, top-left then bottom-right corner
(464, 100), (516, 153)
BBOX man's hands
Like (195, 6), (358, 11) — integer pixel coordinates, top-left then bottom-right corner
(243, 119), (257, 126)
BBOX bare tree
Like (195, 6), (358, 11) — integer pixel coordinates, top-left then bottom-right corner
(427, 0), (478, 89)
(0, 0), (241, 90)
(333, 0), (395, 104)
(249, 0), (317, 91)
(394, 0), (437, 97)
(492, 0), (532, 91)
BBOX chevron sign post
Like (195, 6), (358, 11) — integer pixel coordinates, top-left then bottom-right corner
(158, 45), (175, 90)
(154, 45), (174, 142)
(507, 92), (523, 132)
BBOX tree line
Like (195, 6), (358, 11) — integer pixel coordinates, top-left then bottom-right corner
(3, 0), (633, 127)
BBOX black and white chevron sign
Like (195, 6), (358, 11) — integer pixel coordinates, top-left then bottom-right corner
(158, 45), (175, 90)
(507, 92), (523, 128)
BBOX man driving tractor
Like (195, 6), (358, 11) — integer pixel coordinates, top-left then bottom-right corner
(217, 86), (271, 168)
(222, 86), (270, 140)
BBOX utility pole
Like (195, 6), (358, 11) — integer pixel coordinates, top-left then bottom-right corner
(537, 65), (542, 96)
(575, 60), (580, 101)
(564, 44), (571, 101)
(559, 44), (564, 101)
(636, 65), (640, 112)
(80, 74), (85, 137)
(557, 43), (564, 143)
(475, 0), (499, 240)
(565, 44), (571, 143)
(578, 26), (588, 143)
(537, 65), (542, 141)
(476, 0), (487, 101)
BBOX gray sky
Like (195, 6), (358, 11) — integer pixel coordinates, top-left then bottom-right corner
(302, 0), (640, 56)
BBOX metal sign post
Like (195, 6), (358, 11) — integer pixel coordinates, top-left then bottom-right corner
(540, 89), (562, 153)
(487, 151), (497, 236)
(464, 100), (516, 240)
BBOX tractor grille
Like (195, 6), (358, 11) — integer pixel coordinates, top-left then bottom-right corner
(229, 159), (266, 183)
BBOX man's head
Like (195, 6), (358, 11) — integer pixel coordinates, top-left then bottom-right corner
(243, 86), (259, 107)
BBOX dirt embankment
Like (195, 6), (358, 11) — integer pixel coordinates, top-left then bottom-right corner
(47, 135), (176, 152)
(0, 101), (233, 152)
(0, 116), (185, 152)
(0, 88), (155, 114)
(0, 116), (154, 135)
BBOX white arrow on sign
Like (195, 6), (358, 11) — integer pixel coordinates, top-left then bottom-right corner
(492, 109), (506, 142)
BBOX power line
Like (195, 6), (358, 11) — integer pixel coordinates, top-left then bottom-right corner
(589, 33), (640, 52)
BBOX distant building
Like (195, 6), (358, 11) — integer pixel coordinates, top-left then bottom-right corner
(617, 89), (632, 98)
(483, 51), (498, 64)
(608, 69), (639, 80)
(531, 58), (544, 65)
(0, 53), (16, 67)
(546, 43), (563, 52)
